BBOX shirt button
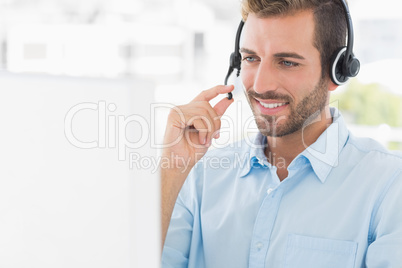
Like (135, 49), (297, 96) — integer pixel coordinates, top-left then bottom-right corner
(267, 188), (273, 195)
(255, 242), (264, 250)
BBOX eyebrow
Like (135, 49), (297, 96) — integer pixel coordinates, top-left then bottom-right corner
(240, 47), (306, 60)
(274, 52), (305, 60)
(240, 47), (257, 54)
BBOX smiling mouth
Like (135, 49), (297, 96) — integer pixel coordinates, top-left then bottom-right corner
(257, 100), (289, 109)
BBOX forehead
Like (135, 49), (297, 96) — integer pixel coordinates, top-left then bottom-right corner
(241, 11), (317, 54)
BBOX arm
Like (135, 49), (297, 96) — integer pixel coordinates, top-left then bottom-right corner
(365, 169), (402, 267)
(160, 85), (234, 247)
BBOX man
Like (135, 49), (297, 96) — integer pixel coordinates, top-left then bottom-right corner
(161, 0), (402, 267)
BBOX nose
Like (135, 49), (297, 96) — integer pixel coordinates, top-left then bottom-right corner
(252, 61), (279, 95)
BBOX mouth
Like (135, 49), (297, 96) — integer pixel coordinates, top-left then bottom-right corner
(258, 101), (289, 108)
(255, 99), (290, 115)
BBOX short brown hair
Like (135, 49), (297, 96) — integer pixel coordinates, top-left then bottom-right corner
(241, 0), (347, 79)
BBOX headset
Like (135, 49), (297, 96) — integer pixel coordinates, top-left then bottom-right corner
(225, 0), (360, 100)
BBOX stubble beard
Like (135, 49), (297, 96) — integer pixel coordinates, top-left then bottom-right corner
(247, 77), (329, 137)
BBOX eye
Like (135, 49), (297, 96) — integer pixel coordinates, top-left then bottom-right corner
(281, 60), (299, 67)
(242, 56), (258, 63)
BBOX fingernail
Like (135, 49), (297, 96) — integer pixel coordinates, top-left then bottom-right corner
(215, 131), (220, 139)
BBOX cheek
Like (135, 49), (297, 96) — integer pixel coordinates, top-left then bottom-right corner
(240, 70), (257, 106)
(284, 70), (318, 100)
(240, 68), (253, 91)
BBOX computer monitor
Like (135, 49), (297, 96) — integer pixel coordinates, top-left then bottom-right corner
(0, 72), (160, 268)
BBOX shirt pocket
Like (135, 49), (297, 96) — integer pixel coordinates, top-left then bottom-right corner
(284, 234), (358, 268)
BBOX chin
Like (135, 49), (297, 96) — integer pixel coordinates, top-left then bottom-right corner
(255, 117), (302, 138)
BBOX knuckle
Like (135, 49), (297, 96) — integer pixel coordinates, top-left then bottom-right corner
(201, 89), (209, 95)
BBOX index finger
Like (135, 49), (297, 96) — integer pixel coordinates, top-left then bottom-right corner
(191, 85), (234, 102)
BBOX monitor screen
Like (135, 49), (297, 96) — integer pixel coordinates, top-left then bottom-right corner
(0, 72), (160, 268)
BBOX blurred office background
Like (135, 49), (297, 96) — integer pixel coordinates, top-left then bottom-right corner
(0, 0), (401, 267)
(0, 0), (400, 148)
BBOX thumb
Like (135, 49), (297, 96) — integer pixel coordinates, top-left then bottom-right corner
(213, 97), (234, 117)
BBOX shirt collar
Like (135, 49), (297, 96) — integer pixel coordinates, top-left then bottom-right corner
(239, 133), (269, 177)
(239, 107), (349, 182)
(300, 107), (349, 183)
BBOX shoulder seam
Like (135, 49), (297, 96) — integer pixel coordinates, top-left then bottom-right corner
(348, 135), (402, 160)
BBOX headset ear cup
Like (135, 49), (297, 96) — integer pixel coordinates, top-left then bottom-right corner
(330, 47), (348, 85)
(347, 56), (360, 78)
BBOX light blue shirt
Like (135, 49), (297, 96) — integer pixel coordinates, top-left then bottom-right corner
(162, 108), (402, 268)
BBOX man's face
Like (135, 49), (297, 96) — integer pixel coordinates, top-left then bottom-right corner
(240, 11), (330, 137)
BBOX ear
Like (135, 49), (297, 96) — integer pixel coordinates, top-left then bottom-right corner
(328, 80), (338, 92)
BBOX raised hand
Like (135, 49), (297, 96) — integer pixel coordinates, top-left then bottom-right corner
(162, 84), (235, 173)
(161, 84), (234, 247)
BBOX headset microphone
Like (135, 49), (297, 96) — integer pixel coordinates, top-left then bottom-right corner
(224, 0), (359, 95)
(225, 20), (244, 100)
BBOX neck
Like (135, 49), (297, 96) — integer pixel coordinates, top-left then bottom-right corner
(264, 107), (333, 181)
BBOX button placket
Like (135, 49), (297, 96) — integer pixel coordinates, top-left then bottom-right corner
(267, 188), (273, 195)
(255, 242), (264, 251)
(248, 189), (284, 268)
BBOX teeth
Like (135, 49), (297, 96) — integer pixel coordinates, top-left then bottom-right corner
(259, 101), (288, 109)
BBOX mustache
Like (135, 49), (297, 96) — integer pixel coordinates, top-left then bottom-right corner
(247, 90), (292, 102)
